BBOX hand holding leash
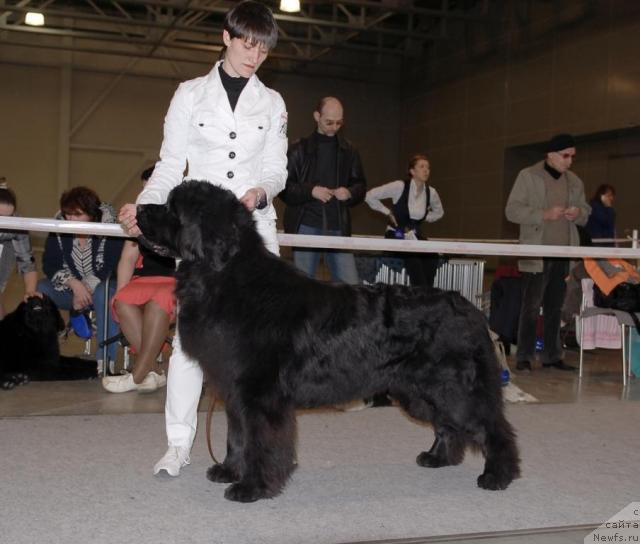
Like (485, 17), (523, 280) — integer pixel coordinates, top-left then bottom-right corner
(240, 188), (267, 212)
(118, 203), (142, 237)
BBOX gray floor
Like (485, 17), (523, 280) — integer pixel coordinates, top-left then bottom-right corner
(1, 274), (639, 544)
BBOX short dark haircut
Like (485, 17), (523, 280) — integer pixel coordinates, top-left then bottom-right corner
(592, 183), (615, 201)
(0, 181), (17, 209)
(60, 186), (102, 222)
(141, 166), (155, 182)
(224, 1), (278, 50)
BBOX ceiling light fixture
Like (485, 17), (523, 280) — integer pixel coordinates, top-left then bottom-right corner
(25, 12), (45, 26)
(280, 0), (300, 13)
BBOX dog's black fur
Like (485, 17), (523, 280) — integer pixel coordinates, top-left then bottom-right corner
(0, 295), (97, 389)
(137, 180), (520, 503)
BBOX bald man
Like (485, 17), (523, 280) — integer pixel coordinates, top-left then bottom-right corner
(280, 97), (367, 284)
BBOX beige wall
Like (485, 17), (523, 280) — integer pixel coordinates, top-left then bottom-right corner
(398, 4), (640, 246)
(0, 55), (400, 243)
(3, 2), (639, 252)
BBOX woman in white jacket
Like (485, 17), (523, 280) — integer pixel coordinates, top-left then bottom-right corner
(118, 1), (288, 477)
(365, 154), (444, 286)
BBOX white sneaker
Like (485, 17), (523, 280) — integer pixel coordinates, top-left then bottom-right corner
(102, 372), (137, 393)
(137, 371), (167, 394)
(153, 446), (190, 477)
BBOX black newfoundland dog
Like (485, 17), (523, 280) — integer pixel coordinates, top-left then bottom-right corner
(0, 295), (97, 389)
(137, 180), (520, 503)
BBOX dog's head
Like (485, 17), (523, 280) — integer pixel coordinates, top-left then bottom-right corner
(136, 180), (257, 265)
(20, 295), (65, 333)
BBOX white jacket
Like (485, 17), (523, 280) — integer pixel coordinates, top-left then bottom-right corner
(137, 61), (288, 221)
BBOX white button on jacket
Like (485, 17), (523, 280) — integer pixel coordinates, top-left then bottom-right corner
(137, 61), (288, 221)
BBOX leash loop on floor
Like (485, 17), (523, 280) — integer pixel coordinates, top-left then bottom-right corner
(206, 385), (220, 464)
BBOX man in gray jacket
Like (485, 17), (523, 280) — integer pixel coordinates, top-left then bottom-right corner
(505, 133), (590, 372)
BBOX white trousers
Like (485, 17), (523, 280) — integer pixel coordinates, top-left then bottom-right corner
(165, 219), (279, 449)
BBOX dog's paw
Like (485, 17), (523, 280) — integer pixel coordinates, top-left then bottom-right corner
(207, 463), (240, 484)
(416, 451), (449, 468)
(1, 379), (16, 390)
(477, 471), (512, 490)
(14, 373), (30, 385)
(224, 482), (270, 503)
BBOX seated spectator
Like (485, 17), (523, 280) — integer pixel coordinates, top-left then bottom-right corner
(0, 182), (39, 319)
(365, 154), (444, 286)
(102, 165), (175, 393)
(102, 235), (175, 394)
(585, 184), (616, 246)
(37, 186), (124, 374)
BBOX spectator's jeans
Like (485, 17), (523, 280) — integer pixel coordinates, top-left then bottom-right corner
(0, 241), (16, 291)
(516, 259), (569, 365)
(37, 278), (119, 362)
(293, 224), (359, 285)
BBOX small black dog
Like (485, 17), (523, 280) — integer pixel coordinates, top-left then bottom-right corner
(0, 295), (97, 389)
(137, 180), (521, 503)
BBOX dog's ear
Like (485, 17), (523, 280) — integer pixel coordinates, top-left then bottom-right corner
(179, 221), (204, 261)
(44, 296), (66, 332)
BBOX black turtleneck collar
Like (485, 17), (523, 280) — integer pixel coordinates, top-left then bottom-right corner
(544, 161), (562, 180)
(218, 64), (249, 111)
(315, 132), (337, 144)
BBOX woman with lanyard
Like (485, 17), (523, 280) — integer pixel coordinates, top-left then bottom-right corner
(118, 1), (288, 478)
(365, 154), (444, 286)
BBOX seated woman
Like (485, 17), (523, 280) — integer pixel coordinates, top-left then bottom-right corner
(586, 184), (616, 246)
(101, 240), (175, 393)
(365, 154), (444, 286)
(0, 183), (39, 319)
(37, 186), (124, 374)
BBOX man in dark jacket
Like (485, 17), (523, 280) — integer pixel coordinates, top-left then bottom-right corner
(280, 97), (366, 284)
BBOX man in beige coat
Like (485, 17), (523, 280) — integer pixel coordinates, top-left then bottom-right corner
(505, 133), (590, 372)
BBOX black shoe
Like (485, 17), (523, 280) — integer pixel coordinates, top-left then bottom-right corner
(516, 360), (532, 372)
(543, 360), (576, 372)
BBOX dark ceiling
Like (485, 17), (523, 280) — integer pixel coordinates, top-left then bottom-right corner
(0, 0), (501, 80)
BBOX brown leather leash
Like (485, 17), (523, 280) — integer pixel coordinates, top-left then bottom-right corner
(205, 384), (221, 464)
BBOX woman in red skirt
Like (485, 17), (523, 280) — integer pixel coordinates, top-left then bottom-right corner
(102, 238), (176, 393)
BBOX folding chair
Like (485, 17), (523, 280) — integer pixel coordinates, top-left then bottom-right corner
(577, 279), (637, 386)
(67, 276), (115, 376)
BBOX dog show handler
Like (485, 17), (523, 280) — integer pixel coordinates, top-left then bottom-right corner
(118, 0), (287, 477)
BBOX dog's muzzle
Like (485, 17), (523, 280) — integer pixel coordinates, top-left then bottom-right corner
(136, 234), (173, 257)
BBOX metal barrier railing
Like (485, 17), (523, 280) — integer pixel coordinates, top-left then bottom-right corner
(1, 216), (639, 260)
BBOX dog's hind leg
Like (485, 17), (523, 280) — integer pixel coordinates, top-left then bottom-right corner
(476, 411), (520, 490)
(224, 399), (297, 503)
(395, 391), (467, 469)
(470, 339), (521, 490)
(416, 423), (466, 468)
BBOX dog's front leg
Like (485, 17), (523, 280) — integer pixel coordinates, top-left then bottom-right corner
(207, 399), (245, 484)
(224, 398), (297, 503)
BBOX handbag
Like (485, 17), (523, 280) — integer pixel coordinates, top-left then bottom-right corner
(593, 282), (640, 333)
